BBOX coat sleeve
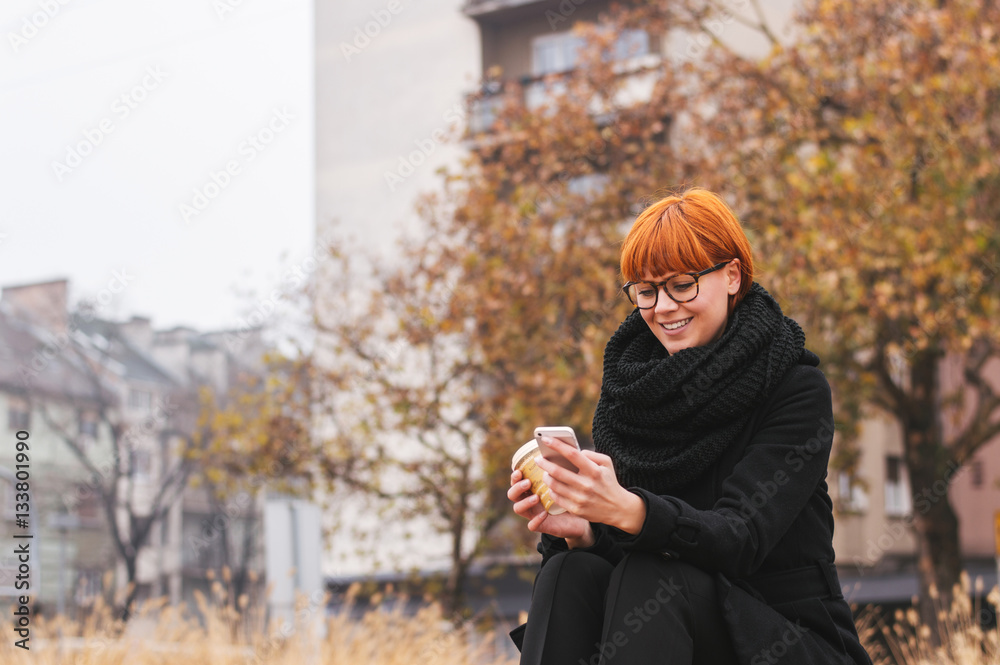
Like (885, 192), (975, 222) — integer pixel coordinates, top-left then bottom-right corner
(537, 522), (626, 569)
(615, 365), (835, 578)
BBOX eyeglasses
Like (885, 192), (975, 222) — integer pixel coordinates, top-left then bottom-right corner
(622, 260), (732, 309)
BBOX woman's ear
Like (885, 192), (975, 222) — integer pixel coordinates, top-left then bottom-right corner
(726, 258), (742, 295)
(726, 259), (743, 296)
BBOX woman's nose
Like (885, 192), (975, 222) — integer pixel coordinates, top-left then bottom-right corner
(654, 287), (679, 312)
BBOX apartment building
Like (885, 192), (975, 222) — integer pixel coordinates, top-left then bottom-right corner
(0, 279), (320, 619)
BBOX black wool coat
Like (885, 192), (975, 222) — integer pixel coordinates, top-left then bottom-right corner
(534, 350), (872, 665)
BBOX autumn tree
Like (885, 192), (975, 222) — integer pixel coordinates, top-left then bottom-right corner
(186, 350), (317, 622)
(671, 0), (1000, 625)
(413, 0), (999, 627)
(24, 316), (203, 619)
(443, 24), (692, 531)
(10, 296), (309, 622)
(307, 240), (512, 618)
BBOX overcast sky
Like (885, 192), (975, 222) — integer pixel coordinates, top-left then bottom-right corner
(0, 0), (313, 333)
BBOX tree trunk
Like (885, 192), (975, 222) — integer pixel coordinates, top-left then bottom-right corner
(120, 553), (139, 622)
(901, 349), (962, 636)
(444, 508), (469, 622)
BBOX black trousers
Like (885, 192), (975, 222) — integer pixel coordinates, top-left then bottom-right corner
(519, 550), (739, 665)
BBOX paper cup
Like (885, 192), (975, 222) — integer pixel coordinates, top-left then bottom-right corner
(511, 439), (566, 515)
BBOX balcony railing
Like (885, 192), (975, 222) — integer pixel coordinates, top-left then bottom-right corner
(463, 0), (549, 20)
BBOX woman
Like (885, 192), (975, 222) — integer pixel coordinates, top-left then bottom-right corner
(507, 188), (871, 665)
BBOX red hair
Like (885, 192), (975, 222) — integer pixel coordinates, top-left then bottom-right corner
(620, 187), (754, 306)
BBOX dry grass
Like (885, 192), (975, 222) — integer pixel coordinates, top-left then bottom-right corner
(0, 583), (518, 665)
(3, 575), (996, 665)
(858, 573), (999, 665)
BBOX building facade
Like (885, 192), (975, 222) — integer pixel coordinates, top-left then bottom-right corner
(0, 278), (320, 620)
(316, 0), (1000, 606)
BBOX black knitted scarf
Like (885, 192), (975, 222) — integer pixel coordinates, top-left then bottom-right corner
(591, 282), (806, 494)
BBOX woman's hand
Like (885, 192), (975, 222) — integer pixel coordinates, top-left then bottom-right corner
(535, 437), (647, 536)
(508, 468), (595, 547)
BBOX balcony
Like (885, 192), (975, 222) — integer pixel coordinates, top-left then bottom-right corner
(463, 0), (551, 23)
(467, 51), (663, 137)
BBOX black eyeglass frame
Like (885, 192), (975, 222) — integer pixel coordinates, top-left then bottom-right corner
(621, 260), (733, 309)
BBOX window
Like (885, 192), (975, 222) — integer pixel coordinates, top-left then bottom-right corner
(532, 32), (585, 76)
(75, 570), (103, 606)
(7, 396), (30, 430)
(612, 30), (650, 62)
(75, 488), (101, 523)
(885, 455), (911, 517)
(78, 410), (98, 437)
(970, 459), (983, 489)
(531, 29), (650, 76)
(528, 29), (651, 111)
(837, 471), (868, 513)
(182, 513), (225, 570)
(130, 449), (151, 482)
(129, 389), (152, 412)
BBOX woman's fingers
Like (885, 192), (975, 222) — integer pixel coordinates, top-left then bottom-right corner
(546, 486), (579, 514)
(507, 477), (532, 502)
(541, 436), (593, 472)
(581, 449), (613, 468)
(536, 454), (590, 491)
(508, 466), (547, 521)
(513, 492), (541, 519)
(527, 511), (547, 532)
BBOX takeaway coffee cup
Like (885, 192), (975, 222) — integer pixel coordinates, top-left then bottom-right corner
(511, 439), (566, 515)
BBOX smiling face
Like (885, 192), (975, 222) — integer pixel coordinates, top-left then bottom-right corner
(639, 260), (742, 354)
(620, 188), (756, 354)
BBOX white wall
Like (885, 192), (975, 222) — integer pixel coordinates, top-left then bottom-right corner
(315, 0), (481, 578)
(316, 0), (480, 250)
(264, 498), (323, 623)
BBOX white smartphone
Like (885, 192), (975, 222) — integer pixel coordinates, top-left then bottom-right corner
(534, 426), (582, 473)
